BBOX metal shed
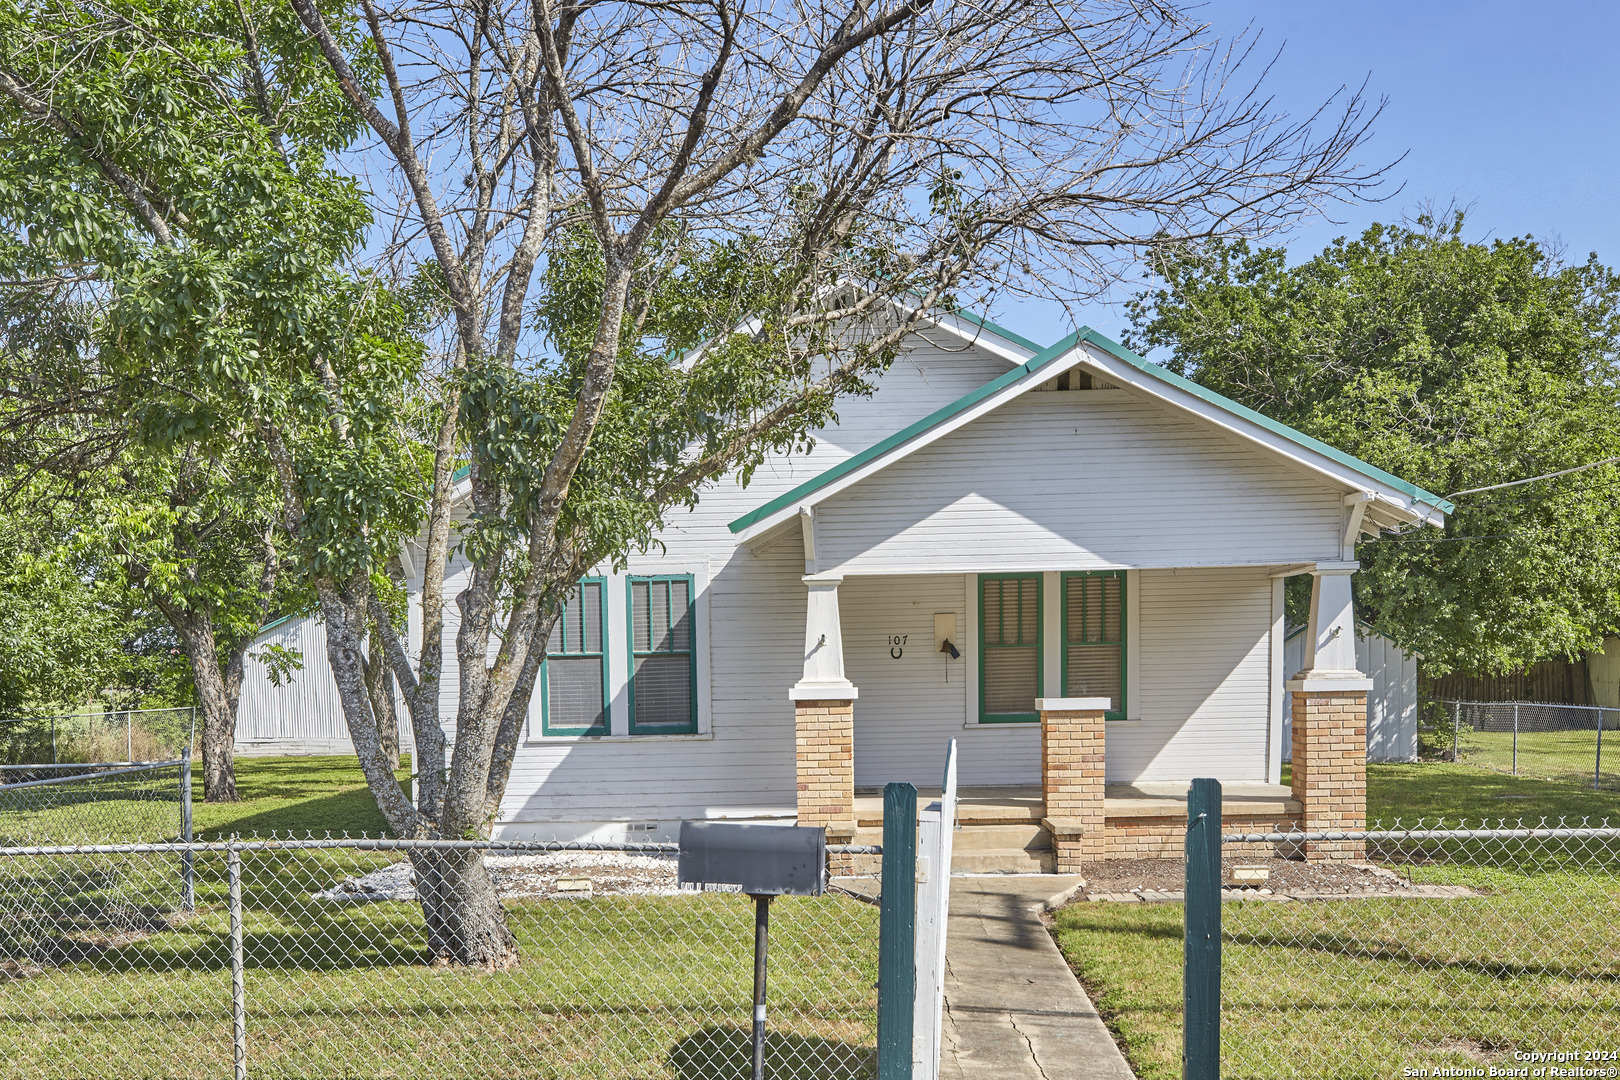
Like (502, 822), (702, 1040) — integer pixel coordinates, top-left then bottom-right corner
(1284, 624), (1418, 763)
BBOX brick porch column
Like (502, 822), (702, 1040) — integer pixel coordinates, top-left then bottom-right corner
(790, 574), (858, 842)
(1286, 562), (1370, 860)
(792, 700), (855, 842)
(1288, 687), (1368, 860)
(1037, 697), (1110, 872)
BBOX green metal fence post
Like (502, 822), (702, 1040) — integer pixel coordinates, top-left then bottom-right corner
(878, 782), (917, 1080)
(1184, 777), (1221, 1080)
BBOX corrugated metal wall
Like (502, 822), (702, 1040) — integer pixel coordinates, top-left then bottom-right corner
(235, 615), (412, 756)
(1283, 626), (1418, 762)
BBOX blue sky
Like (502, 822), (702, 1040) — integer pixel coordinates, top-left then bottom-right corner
(1002, 1), (1620, 349)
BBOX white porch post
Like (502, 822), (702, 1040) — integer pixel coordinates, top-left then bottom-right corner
(1296, 563), (1361, 678)
(791, 576), (858, 700)
(789, 575), (858, 840)
(1285, 560), (1372, 859)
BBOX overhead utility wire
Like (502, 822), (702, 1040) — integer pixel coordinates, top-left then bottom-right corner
(1377, 456), (1620, 540)
(1444, 457), (1620, 500)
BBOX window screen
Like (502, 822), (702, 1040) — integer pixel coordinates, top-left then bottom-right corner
(541, 580), (606, 735)
(979, 575), (1041, 721)
(629, 576), (696, 733)
(1063, 571), (1124, 718)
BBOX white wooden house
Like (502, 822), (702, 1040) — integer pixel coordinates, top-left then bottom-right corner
(240, 314), (1450, 866)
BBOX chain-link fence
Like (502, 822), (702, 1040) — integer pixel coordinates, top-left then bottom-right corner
(1215, 820), (1620, 1079)
(0, 706), (197, 765)
(0, 835), (883, 1079)
(1433, 699), (1619, 788)
(0, 757), (191, 845)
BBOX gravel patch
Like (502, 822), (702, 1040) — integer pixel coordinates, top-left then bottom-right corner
(313, 851), (686, 902)
(1082, 854), (1425, 900)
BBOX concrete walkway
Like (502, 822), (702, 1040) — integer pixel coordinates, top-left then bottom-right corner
(939, 877), (1137, 1080)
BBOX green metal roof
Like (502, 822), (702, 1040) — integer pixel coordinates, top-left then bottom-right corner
(727, 325), (1452, 535)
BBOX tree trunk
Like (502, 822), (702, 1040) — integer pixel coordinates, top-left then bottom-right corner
(411, 846), (518, 968)
(366, 624), (401, 772)
(168, 609), (239, 803)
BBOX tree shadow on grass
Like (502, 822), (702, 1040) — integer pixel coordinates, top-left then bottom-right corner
(196, 787), (392, 839)
(669, 1024), (875, 1080)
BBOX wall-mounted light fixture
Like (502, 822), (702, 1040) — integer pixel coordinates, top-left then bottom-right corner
(934, 614), (961, 659)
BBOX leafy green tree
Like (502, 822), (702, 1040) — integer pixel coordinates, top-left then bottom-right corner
(0, 495), (131, 716)
(1127, 213), (1620, 675)
(0, 484), (200, 763)
(0, 0), (401, 797)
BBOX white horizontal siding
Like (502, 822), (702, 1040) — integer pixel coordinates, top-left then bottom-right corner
(813, 390), (1346, 574)
(1107, 567), (1273, 782)
(495, 539), (805, 821)
(841, 575), (1039, 788)
(653, 341), (1018, 547)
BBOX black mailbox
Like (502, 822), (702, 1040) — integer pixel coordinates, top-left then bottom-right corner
(678, 821), (825, 896)
(679, 821), (827, 1080)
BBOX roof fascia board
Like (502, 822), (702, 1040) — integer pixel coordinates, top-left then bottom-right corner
(676, 290), (1038, 373)
(1074, 329), (1452, 525)
(900, 300), (1042, 361)
(728, 333), (1080, 539)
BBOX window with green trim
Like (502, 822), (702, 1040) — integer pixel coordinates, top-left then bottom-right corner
(979, 574), (1041, 723)
(628, 575), (697, 734)
(540, 579), (608, 736)
(1062, 571), (1125, 719)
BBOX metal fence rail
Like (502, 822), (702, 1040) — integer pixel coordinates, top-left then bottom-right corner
(0, 754), (191, 846)
(0, 834), (884, 1080)
(1431, 698), (1618, 788)
(1209, 820), (1620, 1080)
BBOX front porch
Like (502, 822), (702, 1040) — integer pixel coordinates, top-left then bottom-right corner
(852, 782), (1303, 872)
(789, 564), (1375, 867)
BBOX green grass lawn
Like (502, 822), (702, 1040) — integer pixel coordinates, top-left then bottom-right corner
(1054, 763), (1620, 1080)
(0, 755), (408, 844)
(0, 847), (880, 1078)
(1286, 761), (1620, 824)
(0, 757), (881, 1078)
(189, 754), (408, 838)
(1452, 728), (1620, 790)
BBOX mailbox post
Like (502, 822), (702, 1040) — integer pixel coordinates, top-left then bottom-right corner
(678, 821), (827, 1080)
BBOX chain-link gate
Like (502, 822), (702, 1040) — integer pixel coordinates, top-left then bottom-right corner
(0, 755), (191, 845)
(0, 834), (886, 1079)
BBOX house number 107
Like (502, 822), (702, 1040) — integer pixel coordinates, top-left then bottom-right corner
(888, 634), (908, 659)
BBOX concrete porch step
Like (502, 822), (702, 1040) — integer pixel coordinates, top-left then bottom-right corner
(852, 821), (1056, 874)
(853, 823), (1052, 853)
(854, 786), (1045, 828)
(951, 849), (1057, 874)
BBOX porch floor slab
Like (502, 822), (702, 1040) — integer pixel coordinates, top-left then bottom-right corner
(854, 782), (1299, 827)
(940, 876), (1137, 1080)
